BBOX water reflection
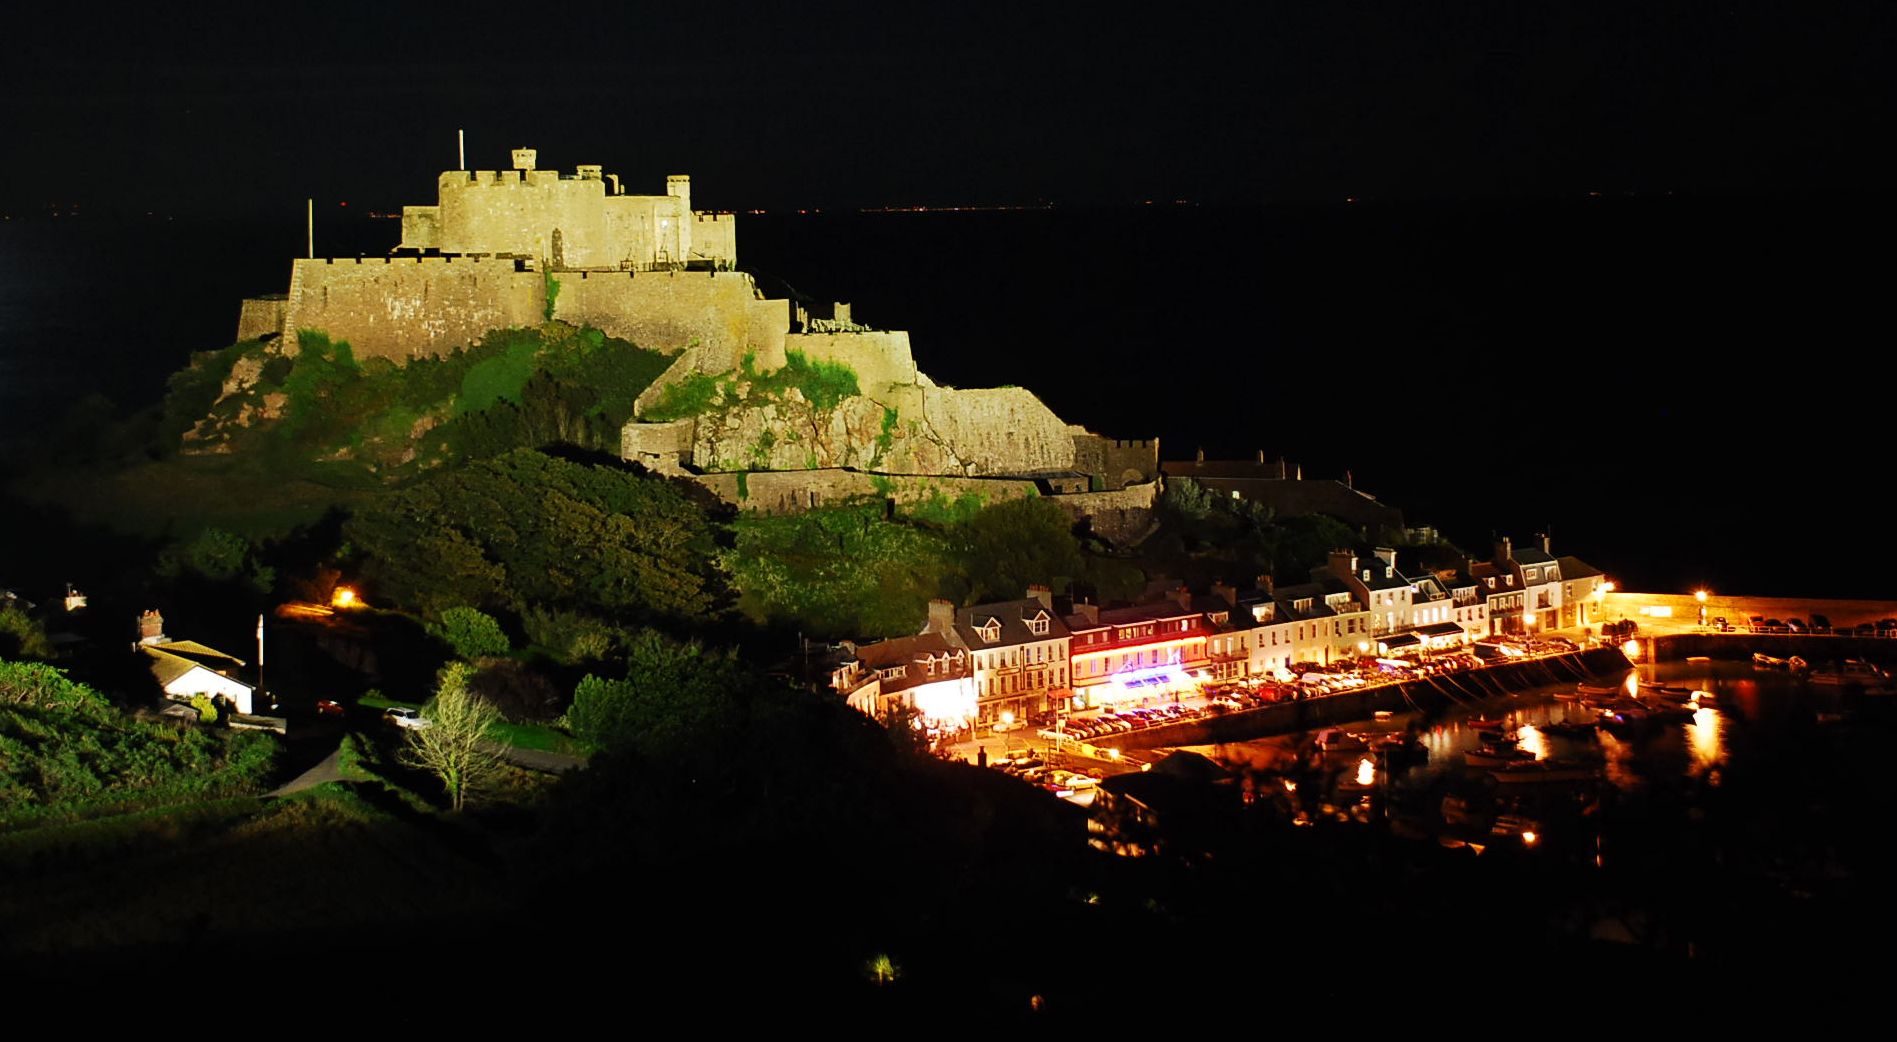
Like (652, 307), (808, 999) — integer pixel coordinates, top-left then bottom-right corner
(1687, 705), (1722, 774)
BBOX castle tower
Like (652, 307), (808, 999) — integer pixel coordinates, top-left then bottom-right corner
(512, 148), (538, 172)
(665, 175), (693, 263)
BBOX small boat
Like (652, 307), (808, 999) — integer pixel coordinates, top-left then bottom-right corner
(1465, 745), (1537, 768)
(1539, 719), (1601, 739)
(1788, 656), (1809, 672)
(1638, 682), (1697, 701)
(1553, 689), (1583, 702)
(1467, 716), (1509, 731)
(1576, 682), (1621, 697)
(1635, 699), (1697, 722)
(1753, 653), (1789, 670)
(1490, 759), (1603, 784)
(1809, 660), (1891, 687)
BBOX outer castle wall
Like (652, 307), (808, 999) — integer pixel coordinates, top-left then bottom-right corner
(235, 296), (287, 343)
(783, 331), (919, 390)
(286, 257), (542, 361)
(919, 386), (1076, 475)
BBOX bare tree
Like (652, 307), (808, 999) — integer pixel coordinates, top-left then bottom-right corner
(402, 662), (507, 811)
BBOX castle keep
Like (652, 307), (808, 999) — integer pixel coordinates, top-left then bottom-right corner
(230, 148), (1159, 539)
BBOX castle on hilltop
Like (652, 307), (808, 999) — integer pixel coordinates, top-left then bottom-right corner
(396, 148), (736, 271)
(228, 147), (1161, 541)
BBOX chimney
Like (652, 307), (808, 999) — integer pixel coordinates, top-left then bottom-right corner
(1196, 447), (1205, 463)
(1375, 547), (1397, 572)
(1257, 574), (1275, 596)
(1171, 585), (1192, 611)
(1329, 549), (1356, 582)
(834, 301), (852, 326)
(925, 599), (955, 635)
(1538, 532), (1551, 555)
(136, 609), (166, 646)
(1211, 580), (1238, 607)
(1494, 537), (1513, 566)
(1256, 449), (1265, 464)
(1025, 584), (1053, 610)
(1072, 601), (1100, 627)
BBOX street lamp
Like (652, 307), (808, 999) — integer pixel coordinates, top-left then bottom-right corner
(1695, 588), (1709, 628)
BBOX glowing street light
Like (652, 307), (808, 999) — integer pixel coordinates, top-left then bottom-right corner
(1695, 588), (1710, 627)
(331, 587), (359, 609)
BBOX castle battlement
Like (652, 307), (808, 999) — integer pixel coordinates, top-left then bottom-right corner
(399, 149), (736, 272)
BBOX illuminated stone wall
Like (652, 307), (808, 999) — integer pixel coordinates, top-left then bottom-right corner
(234, 295), (287, 343)
(1071, 432), (1162, 490)
(284, 256), (543, 361)
(399, 166), (735, 269)
(918, 386), (1076, 476)
(782, 330), (920, 392)
(555, 269), (776, 366)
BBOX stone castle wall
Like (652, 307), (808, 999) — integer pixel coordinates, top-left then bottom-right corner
(1070, 430), (1161, 489)
(919, 386), (1076, 476)
(783, 330), (920, 391)
(1045, 481), (1160, 546)
(235, 296), (287, 343)
(284, 257), (543, 361)
(270, 262), (780, 366)
(401, 168), (734, 269)
(555, 269), (776, 369)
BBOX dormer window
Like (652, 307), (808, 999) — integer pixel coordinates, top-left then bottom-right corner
(1486, 578), (1496, 589)
(978, 618), (1001, 643)
(1026, 612), (1050, 636)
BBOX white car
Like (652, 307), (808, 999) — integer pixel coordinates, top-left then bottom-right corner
(385, 707), (431, 729)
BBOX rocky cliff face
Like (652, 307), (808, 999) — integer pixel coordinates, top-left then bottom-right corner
(687, 382), (1077, 477)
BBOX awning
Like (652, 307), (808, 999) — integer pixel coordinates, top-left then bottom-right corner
(1417, 622), (1465, 637)
(1376, 633), (1423, 650)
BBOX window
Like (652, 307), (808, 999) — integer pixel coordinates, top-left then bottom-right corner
(1486, 578), (1496, 589)
(1027, 613), (1050, 636)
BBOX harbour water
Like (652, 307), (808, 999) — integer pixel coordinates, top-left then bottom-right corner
(1183, 657), (1897, 979)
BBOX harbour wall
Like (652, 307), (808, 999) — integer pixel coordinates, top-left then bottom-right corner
(1106, 646), (1633, 751)
(1643, 632), (1897, 663)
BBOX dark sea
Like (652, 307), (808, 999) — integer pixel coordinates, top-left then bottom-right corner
(1, 196), (1887, 596)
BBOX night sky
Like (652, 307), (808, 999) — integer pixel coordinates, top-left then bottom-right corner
(4, 2), (1889, 215)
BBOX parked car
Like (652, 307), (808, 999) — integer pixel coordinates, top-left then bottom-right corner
(384, 706), (430, 729)
(1712, 617), (1733, 632)
(1786, 618), (1807, 633)
(1810, 614), (1832, 633)
(314, 699), (345, 717)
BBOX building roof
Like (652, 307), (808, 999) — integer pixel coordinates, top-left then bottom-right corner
(1556, 556), (1605, 580)
(1513, 547), (1556, 566)
(142, 646), (252, 692)
(849, 633), (970, 696)
(151, 640), (245, 667)
(854, 632), (959, 670)
(950, 598), (1070, 648)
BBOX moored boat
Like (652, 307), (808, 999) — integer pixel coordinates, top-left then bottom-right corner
(1753, 652), (1789, 670)
(1490, 759), (1603, 784)
(1809, 659), (1890, 687)
(1465, 745), (1537, 768)
(1467, 716), (1509, 731)
(1539, 719), (1600, 738)
(1576, 682), (1621, 696)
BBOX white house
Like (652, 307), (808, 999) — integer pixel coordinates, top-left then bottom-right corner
(134, 611), (254, 716)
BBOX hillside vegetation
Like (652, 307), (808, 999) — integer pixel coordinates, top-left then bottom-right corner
(171, 322), (673, 481)
(0, 660), (277, 828)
